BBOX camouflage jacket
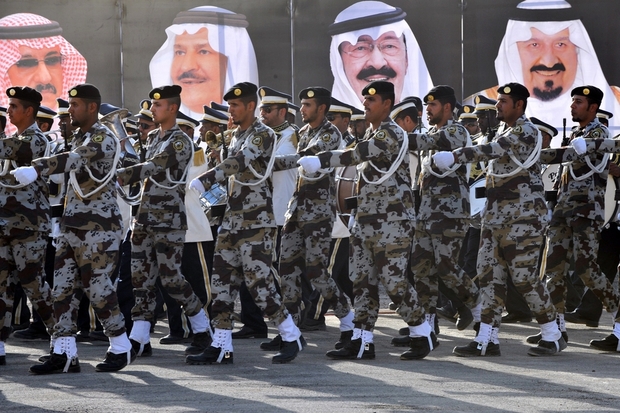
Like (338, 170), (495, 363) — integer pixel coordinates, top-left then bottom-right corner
(117, 125), (193, 231)
(275, 117), (341, 222)
(408, 119), (470, 221)
(197, 117), (276, 231)
(33, 121), (121, 232)
(453, 114), (546, 226)
(0, 123), (49, 233)
(317, 117), (415, 224)
(540, 118), (610, 222)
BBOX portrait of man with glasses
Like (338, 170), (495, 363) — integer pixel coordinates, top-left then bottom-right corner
(329, 1), (433, 108)
(0, 13), (87, 122)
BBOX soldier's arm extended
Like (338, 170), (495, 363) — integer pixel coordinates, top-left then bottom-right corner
(0, 132), (47, 163)
(583, 138), (620, 154)
(539, 147), (579, 164)
(275, 128), (340, 171)
(452, 128), (526, 164)
(408, 125), (466, 152)
(317, 128), (400, 169)
(33, 132), (115, 177)
(117, 135), (191, 185)
(196, 129), (274, 191)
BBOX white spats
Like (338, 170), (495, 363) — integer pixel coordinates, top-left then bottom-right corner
(409, 321), (432, 338)
(188, 309), (212, 335)
(339, 310), (355, 332)
(108, 333), (132, 355)
(540, 319), (562, 342)
(277, 314), (302, 342)
(129, 320), (151, 345)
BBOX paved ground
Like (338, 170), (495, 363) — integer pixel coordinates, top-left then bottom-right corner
(1, 311), (620, 413)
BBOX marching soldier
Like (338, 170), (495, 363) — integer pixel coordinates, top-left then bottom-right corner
(299, 81), (435, 361)
(433, 82), (566, 357)
(265, 87), (354, 350)
(13, 84), (134, 373)
(0, 87), (55, 366)
(187, 82), (303, 365)
(406, 86), (480, 337)
(116, 85), (212, 358)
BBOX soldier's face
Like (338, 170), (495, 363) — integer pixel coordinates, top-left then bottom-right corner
(462, 120), (480, 136)
(7, 45), (64, 110)
(570, 95), (596, 124)
(300, 98), (320, 124)
(199, 120), (221, 139)
(7, 98), (32, 129)
(362, 94), (390, 125)
(179, 124), (194, 137)
(150, 99), (175, 125)
(138, 119), (156, 141)
(495, 94), (521, 124)
(58, 114), (76, 139)
(171, 28), (228, 114)
(227, 98), (254, 126)
(517, 27), (578, 102)
(68, 97), (94, 128)
(36, 118), (51, 132)
(327, 112), (349, 134)
(340, 31), (408, 104)
(425, 100), (445, 126)
(541, 130), (552, 149)
(260, 105), (285, 128)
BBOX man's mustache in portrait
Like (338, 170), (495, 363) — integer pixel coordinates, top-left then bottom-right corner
(356, 65), (397, 81)
(177, 70), (206, 82)
(35, 83), (57, 94)
(530, 63), (566, 73)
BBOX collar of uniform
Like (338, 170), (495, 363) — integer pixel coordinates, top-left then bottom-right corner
(271, 121), (290, 133)
(309, 117), (330, 134)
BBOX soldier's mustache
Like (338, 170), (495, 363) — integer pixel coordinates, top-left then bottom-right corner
(35, 84), (57, 94)
(356, 66), (397, 80)
(530, 63), (565, 73)
(177, 71), (207, 82)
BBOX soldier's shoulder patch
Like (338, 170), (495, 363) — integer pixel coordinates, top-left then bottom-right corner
(447, 126), (457, 135)
(374, 130), (387, 140)
(92, 134), (104, 143)
(512, 125), (523, 134)
(252, 135), (263, 146)
(173, 139), (185, 151)
(591, 128), (603, 139)
(321, 133), (331, 142)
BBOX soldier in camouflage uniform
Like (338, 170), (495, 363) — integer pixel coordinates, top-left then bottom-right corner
(262, 87), (353, 351)
(406, 86), (479, 337)
(433, 83), (566, 357)
(186, 82), (303, 365)
(116, 86), (211, 359)
(544, 86), (620, 351)
(300, 81), (436, 361)
(0, 88), (55, 366)
(13, 84), (134, 374)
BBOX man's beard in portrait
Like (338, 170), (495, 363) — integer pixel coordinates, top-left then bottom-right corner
(530, 63), (565, 101)
(35, 83), (57, 94)
(357, 65), (397, 82)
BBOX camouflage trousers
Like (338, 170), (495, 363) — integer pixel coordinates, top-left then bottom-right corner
(53, 229), (126, 338)
(211, 227), (288, 330)
(350, 220), (425, 330)
(411, 218), (479, 313)
(279, 217), (350, 323)
(477, 223), (555, 327)
(131, 225), (202, 321)
(0, 229), (55, 335)
(544, 216), (619, 314)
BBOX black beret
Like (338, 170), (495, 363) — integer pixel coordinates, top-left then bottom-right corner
(69, 83), (101, 100)
(223, 82), (258, 101)
(299, 87), (330, 100)
(150, 85), (182, 100)
(424, 85), (454, 104)
(571, 85), (603, 105)
(362, 81), (393, 97)
(497, 82), (530, 99)
(6, 86), (42, 104)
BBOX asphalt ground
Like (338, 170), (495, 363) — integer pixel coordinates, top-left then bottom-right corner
(1, 310), (620, 413)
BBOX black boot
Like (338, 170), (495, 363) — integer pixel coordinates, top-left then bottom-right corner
(130, 339), (152, 357)
(260, 334), (282, 351)
(184, 331), (212, 355)
(335, 330), (353, 350)
(326, 338), (375, 360)
(456, 307), (474, 331)
(0, 355), (5, 365)
(272, 336), (303, 364)
(30, 353), (81, 374)
(526, 331), (569, 344)
(96, 350), (136, 372)
(186, 345), (233, 364)
(453, 341), (501, 357)
(589, 334), (620, 352)
(527, 336), (567, 356)
(390, 335), (411, 347)
(400, 333), (438, 360)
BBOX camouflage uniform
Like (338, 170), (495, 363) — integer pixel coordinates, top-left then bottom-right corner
(452, 114), (556, 327)
(408, 120), (478, 314)
(0, 123), (55, 338)
(540, 121), (619, 315)
(197, 118), (289, 329)
(117, 125), (203, 322)
(317, 117), (423, 330)
(276, 118), (350, 323)
(32, 121), (126, 338)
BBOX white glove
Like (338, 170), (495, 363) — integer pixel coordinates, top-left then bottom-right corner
(189, 177), (206, 194)
(297, 156), (321, 173)
(10, 166), (38, 185)
(571, 137), (587, 155)
(432, 152), (455, 170)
